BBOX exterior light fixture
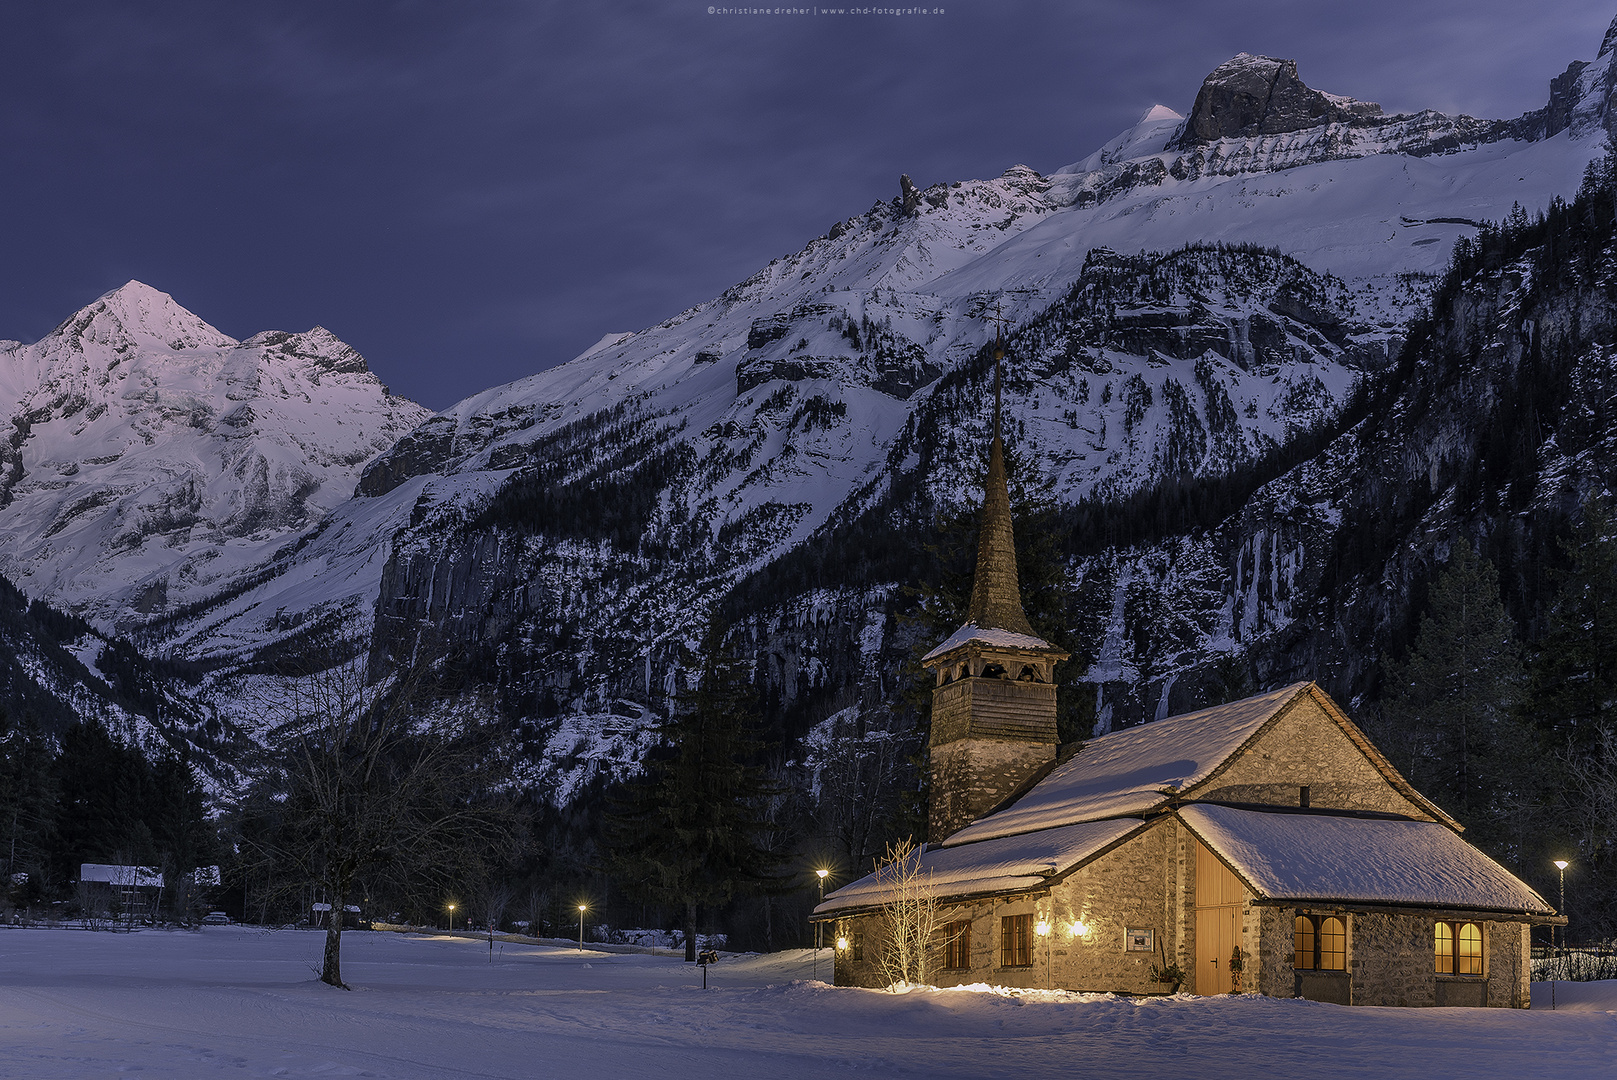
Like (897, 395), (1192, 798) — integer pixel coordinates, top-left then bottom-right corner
(578, 904), (587, 951)
(1035, 920), (1050, 937)
(836, 936), (849, 951)
(1071, 921), (1089, 938)
(814, 869), (831, 980)
(447, 902), (456, 932)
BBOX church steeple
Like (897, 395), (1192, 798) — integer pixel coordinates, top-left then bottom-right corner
(966, 338), (1037, 638)
(920, 317), (1069, 844)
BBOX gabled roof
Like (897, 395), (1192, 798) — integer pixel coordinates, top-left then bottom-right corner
(942, 682), (1307, 846)
(1181, 805), (1555, 916)
(813, 817), (1145, 917)
(941, 681), (1455, 847)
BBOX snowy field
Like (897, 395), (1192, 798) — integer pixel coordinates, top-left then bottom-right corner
(1, 927), (1614, 1079)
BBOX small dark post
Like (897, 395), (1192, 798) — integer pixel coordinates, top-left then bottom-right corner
(1299, 786), (1310, 809)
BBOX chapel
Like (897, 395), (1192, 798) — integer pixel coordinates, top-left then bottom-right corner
(812, 345), (1561, 1008)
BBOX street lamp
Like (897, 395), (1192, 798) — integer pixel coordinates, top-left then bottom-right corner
(578, 904), (587, 952)
(447, 903), (456, 933)
(1036, 919), (1052, 988)
(1554, 860), (1570, 950)
(814, 869), (830, 980)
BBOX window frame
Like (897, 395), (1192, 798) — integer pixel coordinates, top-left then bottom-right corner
(1434, 920), (1484, 976)
(1000, 913), (1033, 968)
(943, 919), (972, 970)
(1291, 912), (1348, 972)
(851, 932), (864, 962)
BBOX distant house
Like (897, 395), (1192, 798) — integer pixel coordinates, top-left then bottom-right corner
(79, 864), (164, 920)
(310, 903), (365, 929)
(813, 374), (1561, 1008)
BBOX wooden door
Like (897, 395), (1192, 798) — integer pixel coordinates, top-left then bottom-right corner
(1196, 904), (1238, 994)
(1194, 840), (1245, 995)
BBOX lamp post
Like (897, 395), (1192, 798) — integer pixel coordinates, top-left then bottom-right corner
(1036, 919), (1051, 990)
(578, 904), (587, 952)
(814, 869), (829, 980)
(1554, 860), (1569, 950)
(447, 903), (455, 933)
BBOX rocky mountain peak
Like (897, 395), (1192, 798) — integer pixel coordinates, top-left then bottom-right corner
(1601, 14), (1617, 59)
(49, 280), (235, 354)
(1171, 53), (1382, 150)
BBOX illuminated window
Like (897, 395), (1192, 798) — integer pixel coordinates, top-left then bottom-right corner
(1436, 921), (1483, 975)
(1001, 914), (1032, 968)
(1293, 913), (1347, 971)
(943, 920), (971, 970)
(1319, 917), (1346, 971)
(1293, 915), (1316, 970)
(852, 932), (864, 961)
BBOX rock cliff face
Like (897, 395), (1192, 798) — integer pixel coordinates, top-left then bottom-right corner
(1172, 55), (1383, 147)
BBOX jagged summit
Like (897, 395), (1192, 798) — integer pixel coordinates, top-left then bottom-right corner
(50, 280), (235, 353)
(1171, 53), (1382, 149)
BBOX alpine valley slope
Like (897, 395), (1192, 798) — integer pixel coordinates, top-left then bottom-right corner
(127, 21), (1617, 801)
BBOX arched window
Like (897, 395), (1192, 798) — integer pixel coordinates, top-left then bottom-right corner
(1434, 921), (1454, 974)
(1319, 917), (1346, 971)
(1435, 921), (1484, 976)
(1293, 913), (1347, 971)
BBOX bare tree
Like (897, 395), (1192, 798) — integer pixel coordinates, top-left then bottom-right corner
(469, 877), (515, 962)
(873, 839), (940, 988)
(238, 661), (512, 989)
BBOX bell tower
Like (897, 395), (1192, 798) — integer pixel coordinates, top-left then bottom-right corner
(921, 329), (1068, 843)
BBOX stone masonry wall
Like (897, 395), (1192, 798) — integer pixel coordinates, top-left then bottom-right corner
(930, 738), (1055, 843)
(1199, 697), (1432, 819)
(1253, 906), (1530, 1008)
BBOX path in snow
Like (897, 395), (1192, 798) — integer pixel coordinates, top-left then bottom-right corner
(0, 926), (1613, 1079)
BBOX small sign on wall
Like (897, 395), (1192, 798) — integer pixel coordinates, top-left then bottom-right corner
(1125, 928), (1154, 952)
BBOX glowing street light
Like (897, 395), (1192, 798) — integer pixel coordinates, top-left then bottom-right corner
(1554, 860), (1570, 950)
(447, 903), (456, 933)
(578, 904), (587, 952)
(814, 868), (830, 981)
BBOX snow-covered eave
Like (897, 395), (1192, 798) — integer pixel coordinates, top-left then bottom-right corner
(1241, 895), (1563, 923)
(810, 818), (1152, 919)
(921, 622), (1063, 665)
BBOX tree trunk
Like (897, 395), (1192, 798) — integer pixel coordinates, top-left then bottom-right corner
(321, 885), (348, 989)
(685, 900), (697, 962)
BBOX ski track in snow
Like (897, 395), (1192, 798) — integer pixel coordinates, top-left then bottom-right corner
(0, 927), (1613, 1079)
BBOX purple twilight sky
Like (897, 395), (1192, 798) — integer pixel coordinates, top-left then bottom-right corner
(0, 1), (1611, 410)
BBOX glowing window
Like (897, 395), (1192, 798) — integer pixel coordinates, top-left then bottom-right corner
(1435, 921), (1484, 976)
(1434, 921), (1454, 974)
(1319, 917), (1346, 971)
(1458, 923), (1482, 975)
(1000, 914), (1032, 968)
(1293, 915), (1316, 970)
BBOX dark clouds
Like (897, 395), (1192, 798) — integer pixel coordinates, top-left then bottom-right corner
(0, 1), (1609, 408)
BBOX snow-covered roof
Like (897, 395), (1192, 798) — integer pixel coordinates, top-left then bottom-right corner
(79, 863), (163, 888)
(942, 683), (1310, 846)
(921, 622), (1058, 664)
(1182, 805), (1555, 916)
(813, 818), (1145, 916)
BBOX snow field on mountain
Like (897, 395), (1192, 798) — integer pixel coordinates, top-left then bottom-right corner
(0, 926), (1612, 1079)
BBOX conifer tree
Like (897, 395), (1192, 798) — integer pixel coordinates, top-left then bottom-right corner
(1377, 540), (1535, 848)
(1529, 496), (1617, 747)
(0, 710), (57, 902)
(607, 624), (782, 961)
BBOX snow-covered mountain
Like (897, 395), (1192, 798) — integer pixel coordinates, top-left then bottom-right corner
(27, 18), (1617, 802)
(0, 281), (430, 633)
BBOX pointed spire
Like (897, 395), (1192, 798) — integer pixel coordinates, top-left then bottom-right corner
(966, 321), (1038, 637)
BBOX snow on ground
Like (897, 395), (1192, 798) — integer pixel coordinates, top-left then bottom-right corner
(1, 927), (1614, 1079)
